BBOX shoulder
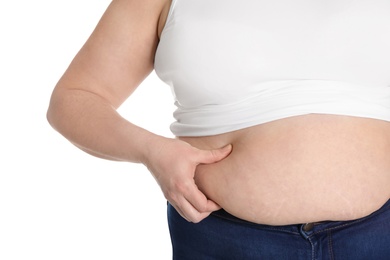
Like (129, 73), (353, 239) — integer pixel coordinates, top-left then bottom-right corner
(55, 0), (175, 108)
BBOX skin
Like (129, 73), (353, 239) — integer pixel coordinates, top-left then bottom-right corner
(183, 114), (390, 224)
(48, 0), (390, 225)
(47, 0), (230, 223)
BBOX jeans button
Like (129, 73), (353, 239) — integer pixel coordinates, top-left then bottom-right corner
(303, 223), (314, 231)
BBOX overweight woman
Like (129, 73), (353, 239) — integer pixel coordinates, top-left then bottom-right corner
(47, 0), (390, 259)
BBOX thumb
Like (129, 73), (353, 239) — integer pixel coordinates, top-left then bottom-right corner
(197, 144), (232, 164)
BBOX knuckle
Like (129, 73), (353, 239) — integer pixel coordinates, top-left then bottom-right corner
(173, 180), (191, 194)
(198, 203), (208, 212)
(165, 189), (178, 202)
(191, 215), (203, 223)
(164, 180), (190, 201)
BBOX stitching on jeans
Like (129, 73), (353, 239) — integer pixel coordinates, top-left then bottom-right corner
(328, 230), (334, 260)
(307, 237), (316, 260)
(310, 200), (390, 236)
(313, 220), (360, 236)
(212, 200), (390, 239)
(310, 217), (367, 236)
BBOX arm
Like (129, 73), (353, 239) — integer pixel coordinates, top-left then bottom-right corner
(47, 0), (231, 222)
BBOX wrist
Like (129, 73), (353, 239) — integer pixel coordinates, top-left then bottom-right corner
(138, 133), (170, 166)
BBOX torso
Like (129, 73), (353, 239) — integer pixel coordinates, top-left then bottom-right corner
(180, 114), (390, 225)
(156, 0), (390, 225)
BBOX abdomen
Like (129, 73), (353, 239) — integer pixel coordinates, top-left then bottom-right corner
(180, 114), (390, 225)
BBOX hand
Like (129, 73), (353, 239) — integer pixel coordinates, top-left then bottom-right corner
(143, 138), (232, 223)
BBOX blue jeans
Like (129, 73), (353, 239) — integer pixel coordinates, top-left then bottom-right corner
(167, 199), (390, 259)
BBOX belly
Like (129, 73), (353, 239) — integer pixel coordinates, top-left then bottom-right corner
(178, 114), (390, 225)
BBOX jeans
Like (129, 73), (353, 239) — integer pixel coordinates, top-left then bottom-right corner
(167, 199), (390, 260)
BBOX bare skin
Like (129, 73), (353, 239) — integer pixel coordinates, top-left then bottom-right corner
(47, 0), (390, 225)
(47, 0), (229, 223)
(184, 114), (390, 225)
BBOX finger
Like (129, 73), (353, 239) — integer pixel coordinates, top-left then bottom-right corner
(175, 193), (222, 223)
(172, 203), (190, 222)
(196, 144), (232, 164)
(169, 183), (216, 222)
(172, 196), (204, 223)
(182, 181), (221, 214)
(179, 202), (214, 223)
(205, 199), (222, 212)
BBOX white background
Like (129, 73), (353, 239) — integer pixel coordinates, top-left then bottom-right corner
(1, 1), (174, 259)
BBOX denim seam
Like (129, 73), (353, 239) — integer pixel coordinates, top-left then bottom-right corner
(309, 202), (390, 237)
(328, 230), (334, 260)
(309, 215), (371, 237)
(307, 236), (316, 260)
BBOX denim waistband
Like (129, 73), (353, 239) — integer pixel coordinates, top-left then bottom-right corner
(211, 199), (390, 236)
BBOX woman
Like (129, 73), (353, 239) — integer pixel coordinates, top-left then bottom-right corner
(47, 0), (390, 259)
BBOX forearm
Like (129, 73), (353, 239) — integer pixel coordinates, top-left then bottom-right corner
(47, 87), (162, 163)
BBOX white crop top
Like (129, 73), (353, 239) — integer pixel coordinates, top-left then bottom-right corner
(154, 0), (390, 137)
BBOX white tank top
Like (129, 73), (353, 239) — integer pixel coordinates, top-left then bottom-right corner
(154, 0), (390, 136)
